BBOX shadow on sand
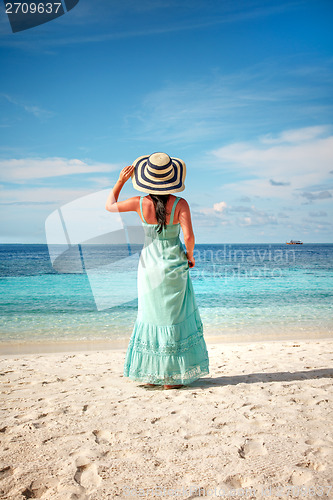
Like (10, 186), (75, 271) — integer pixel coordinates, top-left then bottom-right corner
(139, 368), (333, 390)
(191, 367), (333, 389)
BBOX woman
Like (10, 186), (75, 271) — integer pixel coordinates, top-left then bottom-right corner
(105, 152), (209, 389)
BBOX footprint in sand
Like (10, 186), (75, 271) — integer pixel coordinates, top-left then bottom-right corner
(289, 468), (313, 485)
(21, 478), (59, 498)
(296, 459), (326, 472)
(304, 438), (333, 457)
(211, 416), (228, 429)
(0, 466), (14, 480)
(312, 446), (333, 458)
(74, 456), (101, 490)
(92, 429), (113, 444)
(238, 438), (267, 458)
(221, 473), (254, 489)
(305, 438), (322, 446)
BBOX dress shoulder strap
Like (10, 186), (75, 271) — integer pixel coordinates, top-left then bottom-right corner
(169, 196), (181, 225)
(139, 196), (148, 224)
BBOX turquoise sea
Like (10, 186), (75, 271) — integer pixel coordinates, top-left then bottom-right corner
(0, 243), (332, 347)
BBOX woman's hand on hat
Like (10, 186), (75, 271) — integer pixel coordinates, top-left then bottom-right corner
(119, 165), (135, 184)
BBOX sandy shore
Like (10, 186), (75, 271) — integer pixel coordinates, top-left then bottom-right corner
(0, 338), (332, 499)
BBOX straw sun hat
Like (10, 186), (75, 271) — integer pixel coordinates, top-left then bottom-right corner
(131, 152), (186, 194)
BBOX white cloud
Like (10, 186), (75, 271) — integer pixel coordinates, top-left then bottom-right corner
(192, 209), (229, 227)
(237, 213), (277, 227)
(0, 187), (96, 205)
(192, 200), (280, 230)
(228, 204), (278, 227)
(0, 157), (119, 183)
(242, 217), (252, 226)
(87, 176), (116, 188)
(0, 93), (55, 119)
(211, 125), (333, 199)
(213, 201), (227, 213)
(259, 125), (330, 144)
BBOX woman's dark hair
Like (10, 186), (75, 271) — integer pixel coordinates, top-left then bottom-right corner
(149, 194), (170, 233)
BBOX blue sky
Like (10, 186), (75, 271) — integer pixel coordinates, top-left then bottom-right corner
(0, 0), (332, 243)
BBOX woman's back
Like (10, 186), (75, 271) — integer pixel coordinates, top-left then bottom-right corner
(139, 194), (182, 226)
(138, 195), (194, 251)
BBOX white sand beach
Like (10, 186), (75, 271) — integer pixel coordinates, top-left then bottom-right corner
(1, 338), (332, 500)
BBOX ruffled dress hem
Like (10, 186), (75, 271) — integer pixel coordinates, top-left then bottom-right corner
(123, 364), (209, 386)
(123, 308), (209, 385)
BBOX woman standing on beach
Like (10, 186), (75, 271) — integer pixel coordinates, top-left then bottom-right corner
(105, 152), (209, 389)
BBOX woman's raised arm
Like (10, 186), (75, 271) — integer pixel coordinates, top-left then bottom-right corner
(105, 165), (139, 213)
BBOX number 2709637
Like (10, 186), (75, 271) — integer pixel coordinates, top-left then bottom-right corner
(5, 3), (62, 14)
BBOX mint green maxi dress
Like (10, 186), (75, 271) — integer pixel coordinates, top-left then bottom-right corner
(123, 196), (209, 385)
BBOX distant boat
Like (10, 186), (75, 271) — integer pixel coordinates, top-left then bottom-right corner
(286, 240), (303, 245)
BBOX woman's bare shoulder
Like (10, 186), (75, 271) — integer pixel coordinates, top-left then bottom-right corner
(175, 197), (191, 224)
(177, 197), (190, 210)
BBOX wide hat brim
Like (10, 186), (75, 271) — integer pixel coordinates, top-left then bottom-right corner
(131, 154), (186, 194)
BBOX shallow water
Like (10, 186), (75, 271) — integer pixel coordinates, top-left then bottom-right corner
(0, 243), (332, 344)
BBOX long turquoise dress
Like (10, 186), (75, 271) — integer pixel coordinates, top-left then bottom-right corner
(123, 196), (209, 385)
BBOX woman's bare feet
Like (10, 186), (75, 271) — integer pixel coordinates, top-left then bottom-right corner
(163, 384), (184, 390)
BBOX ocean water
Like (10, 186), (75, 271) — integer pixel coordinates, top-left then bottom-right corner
(0, 243), (332, 345)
